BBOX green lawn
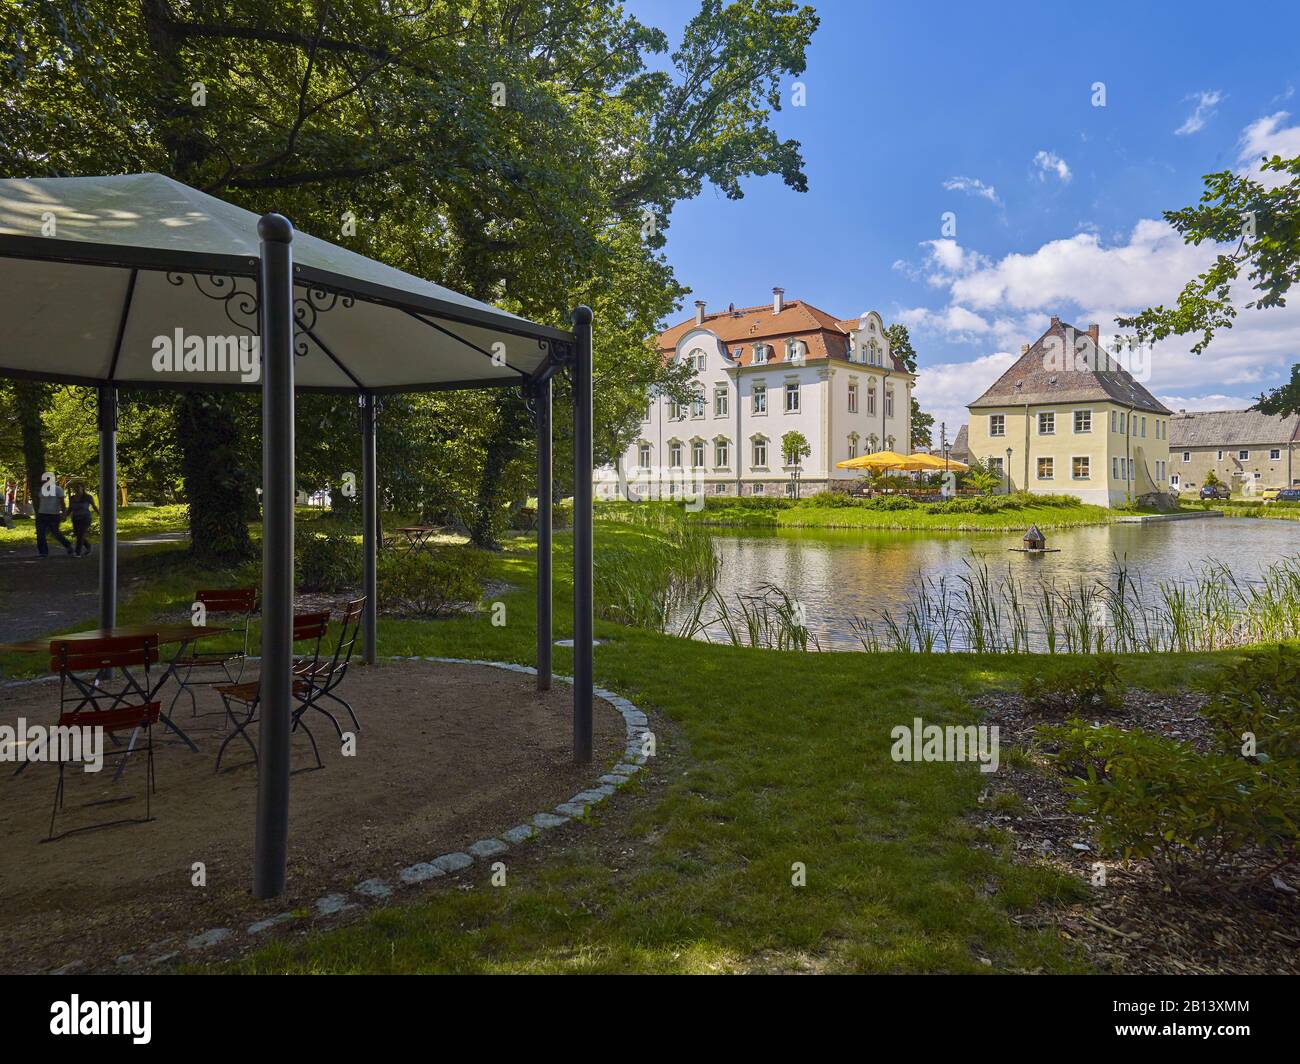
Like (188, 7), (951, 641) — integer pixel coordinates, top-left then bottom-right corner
(1182, 499), (1300, 522)
(189, 529), (1224, 974)
(0, 503), (190, 549)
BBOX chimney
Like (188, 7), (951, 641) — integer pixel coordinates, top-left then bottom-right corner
(773, 287), (784, 315)
(1050, 315), (1061, 328)
(694, 299), (705, 326)
(1021, 344), (1030, 354)
(1088, 323), (1100, 344)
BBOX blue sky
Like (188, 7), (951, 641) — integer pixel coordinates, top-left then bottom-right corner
(625, 0), (1300, 437)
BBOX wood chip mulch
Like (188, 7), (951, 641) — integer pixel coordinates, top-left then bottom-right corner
(969, 687), (1300, 975)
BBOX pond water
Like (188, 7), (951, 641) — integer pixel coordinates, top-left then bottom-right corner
(695, 517), (1300, 650)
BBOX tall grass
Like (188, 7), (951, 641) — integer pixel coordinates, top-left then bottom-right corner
(849, 556), (1300, 654)
(682, 584), (822, 651)
(593, 509), (720, 631)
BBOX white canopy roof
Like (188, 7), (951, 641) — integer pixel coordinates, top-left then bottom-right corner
(0, 173), (571, 393)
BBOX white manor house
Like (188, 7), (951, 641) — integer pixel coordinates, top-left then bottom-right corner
(597, 289), (916, 499)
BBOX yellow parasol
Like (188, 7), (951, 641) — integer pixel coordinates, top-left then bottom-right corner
(835, 450), (926, 471)
(906, 452), (969, 472)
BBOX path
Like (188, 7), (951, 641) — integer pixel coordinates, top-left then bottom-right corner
(0, 533), (189, 645)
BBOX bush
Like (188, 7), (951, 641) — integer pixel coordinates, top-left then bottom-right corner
(1038, 721), (1288, 885)
(378, 548), (488, 618)
(1200, 644), (1300, 766)
(1020, 655), (1123, 715)
(296, 529), (362, 592)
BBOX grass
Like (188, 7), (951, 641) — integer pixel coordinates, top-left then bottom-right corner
(2, 508), (1266, 972)
(1182, 499), (1300, 522)
(0, 503), (190, 548)
(600, 494), (1115, 532)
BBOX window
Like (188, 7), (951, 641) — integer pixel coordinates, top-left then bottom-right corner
(1072, 456), (1090, 479)
(1119, 413), (1127, 435)
(1038, 412), (1055, 435)
(752, 385), (767, 414)
(848, 382), (858, 413)
(715, 440), (729, 468)
(714, 483), (727, 494)
(669, 399), (684, 420)
(690, 387), (705, 418)
(1112, 456), (1120, 480)
(752, 344), (768, 365)
(1238, 450), (1250, 461)
(866, 385), (877, 416)
(885, 389), (895, 418)
(989, 413), (1006, 437)
(1037, 457), (1054, 480)
(691, 440), (705, 468)
(685, 349), (705, 372)
(752, 438), (768, 468)
(1217, 450), (1224, 461)
(1074, 410), (1092, 433)
(714, 386), (728, 417)
(784, 382), (799, 413)
(1171, 474), (1180, 487)
(1110, 410), (1117, 433)
(1271, 448), (1282, 461)
(867, 434), (879, 452)
(752, 483), (765, 496)
(643, 402), (651, 422)
(988, 456), (1004, 475)
(848, 434), (859, 459)
(1141, 416), (1147, 437)
(669, 441), (682, 468)
(638, 443), (651, 469)
(1128, 458), (1134, 481)
(1183, 451), (1191, 463)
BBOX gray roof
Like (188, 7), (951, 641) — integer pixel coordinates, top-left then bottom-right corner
(1169, 409), (1300, 448)
(950, 424), (969, 459)
(968, 318), (1170, 415)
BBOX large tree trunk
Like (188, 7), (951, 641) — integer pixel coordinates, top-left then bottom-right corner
(469, 393), (529, 549)
(13, 381), (50, 505)
(177, 393), (255, 564)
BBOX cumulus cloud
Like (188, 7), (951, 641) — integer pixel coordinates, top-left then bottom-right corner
(942, 176), (1001, 204)
(912, 351), (1019, 439)
(1175, 90), (1223, 135)
(1237, 111), (1300, 187)
(1032, 150), (1071, 183)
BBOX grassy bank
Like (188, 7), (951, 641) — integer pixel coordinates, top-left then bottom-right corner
(600, 493), (1114, 532)
(0, 503), (190, 549)
(1182, 499), (1300, 522)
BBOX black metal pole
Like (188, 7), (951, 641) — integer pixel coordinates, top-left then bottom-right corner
(96, 385), (117, 630)
(361, 393), (378, 665)
(571, 306), (594, 763)
(254, 212), (295, 900)
(536, 378), (553, 691)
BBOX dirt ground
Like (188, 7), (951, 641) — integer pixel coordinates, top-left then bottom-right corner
(0, 660), (624, 973)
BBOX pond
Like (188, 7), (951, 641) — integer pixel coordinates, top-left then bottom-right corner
(694, 517), (1300, 651)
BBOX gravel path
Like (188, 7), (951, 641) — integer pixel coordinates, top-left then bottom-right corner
(0, 532), (188, 645)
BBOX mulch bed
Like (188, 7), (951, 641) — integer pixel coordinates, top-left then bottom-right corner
(970, 687), (1300, 974)
(0, 660), (624, 974)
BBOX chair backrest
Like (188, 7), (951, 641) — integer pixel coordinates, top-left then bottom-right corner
(321, 598), (365, 683)
(59, 702), (160, 733)
(292, 611), (331, 642)
(50, 634), (159, 714)
(197, 588), (257, 615)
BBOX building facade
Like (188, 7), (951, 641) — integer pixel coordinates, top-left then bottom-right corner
(599, 290), (915, 499)
(966, 317), (1172, 508)
(1167, 409), (1300, 495)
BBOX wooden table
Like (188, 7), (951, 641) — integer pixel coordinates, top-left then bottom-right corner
(1, 623), (229, 756)
(388, 526), (444, 556)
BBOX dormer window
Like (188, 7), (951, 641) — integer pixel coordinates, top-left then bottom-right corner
(752, 344), (768, 365)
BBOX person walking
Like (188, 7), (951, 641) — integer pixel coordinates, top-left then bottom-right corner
(68, 482), (99, 557)
(2, 478), (15, 530)
(35, 477), (73, 558)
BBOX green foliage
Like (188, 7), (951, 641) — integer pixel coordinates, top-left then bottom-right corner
(780, 430), (811, 466)
(884, 322), (917, 373)
(1203, 469), (1223, 487)
(378, 548), (489, 619)
(177, 393), (256, 565)
(296, 529), (362, 593)
(1200, 644), (1300, 767)
(593, 509), (719, 631)
(1020, 655), (1123, 715)
(910, 397), (934, 450)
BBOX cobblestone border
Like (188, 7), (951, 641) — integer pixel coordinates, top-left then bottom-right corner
(38, 656), (651, 972)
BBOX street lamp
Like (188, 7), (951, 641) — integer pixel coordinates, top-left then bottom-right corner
(1005, 446), (1013, 495)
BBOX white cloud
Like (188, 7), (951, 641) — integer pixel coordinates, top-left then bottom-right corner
(912, 351), (1018, 438)
(1175, 90), (1224, 135)
(1237, 111), (1300, 187)
(1032, 150), (1071, 183)
(1158, 394), (1255, 413)
(943, 176), (1001, 204)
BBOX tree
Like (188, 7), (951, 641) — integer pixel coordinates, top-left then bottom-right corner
(910, 398), (934, 450)
(884, 322), (918, 373)
(963, 457), (1002, 496)
(781, 429), (810, 499)
(1117, 152), (1300, 415)
(2, 1), (818, 551)
(12, 381), (52, 504)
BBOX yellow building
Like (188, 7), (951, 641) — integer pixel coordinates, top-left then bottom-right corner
(966, 318), (1172, 507)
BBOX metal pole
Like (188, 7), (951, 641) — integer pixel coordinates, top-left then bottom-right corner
(571, 306), (594, 763)
(97, 386), (117, 630)
(253, 212), (295, 900)
(361, 393), (378, 665)
(536, 378), (553, 692)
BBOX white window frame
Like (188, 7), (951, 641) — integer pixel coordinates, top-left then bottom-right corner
(1037, 411), (1056, 436)
(752, 384), (767, 414)
(848, 382), (858, 413)
(784, 382), (800, 413)
(752, 437), (768, 469)
(1270, 448), (1281, 461)
(1073, 409), (1092, 434)
(1037, 456), (1054, 480)
(691, 439), (705, 468)
(638, 443), (651, 469)
(714, 439), (729, 468)
(669, 441), (682, 468)
(714, 385), (728, 418)
(989, 413), (1005, 438)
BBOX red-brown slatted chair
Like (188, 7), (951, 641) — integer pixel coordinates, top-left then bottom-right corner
(292, 597), (365, 738)
(45, 635), (162, 839)
(213, 611), (330, 773)
(169, 587), (258, 717)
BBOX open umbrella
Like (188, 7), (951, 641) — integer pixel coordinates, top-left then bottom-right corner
(835, 450), (925, 471)
(907, 452), (970, 472)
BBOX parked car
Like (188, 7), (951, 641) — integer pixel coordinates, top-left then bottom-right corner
(1275, 488), (1300, 503)
(1200, 483), (1230, 500)
(1261, 486), (1281, 501)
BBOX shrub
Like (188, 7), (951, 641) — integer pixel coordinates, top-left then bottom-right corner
(296, 529), (362, 592)
(1038, 721), (1288, 885)
(1020, 655), (1122, 715)
(378, 548), (488, 618)
(1200, 644), (1300, 766)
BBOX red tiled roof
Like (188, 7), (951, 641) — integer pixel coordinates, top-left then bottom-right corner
(656, 299), (905, 370)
